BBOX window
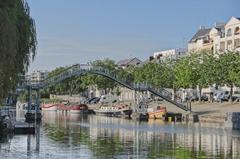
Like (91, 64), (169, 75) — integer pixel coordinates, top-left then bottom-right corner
(235, 27), (240, 35)
(227, 40), (232, 50)
(235, 39), (240, 48)
(220, 42), (225, 51)
(227, 28), (232, 37)
(227, 40), (232, 45)
(221, 32), (225, 38)
(215, 44), (218, 52)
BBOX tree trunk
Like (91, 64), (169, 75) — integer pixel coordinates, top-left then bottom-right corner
(230, 84), (233, 103)
(198, 86), (202, 102)
(172, 87), (176, 101)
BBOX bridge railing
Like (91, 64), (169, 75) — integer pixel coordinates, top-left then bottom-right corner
(20, 64), (189, 111)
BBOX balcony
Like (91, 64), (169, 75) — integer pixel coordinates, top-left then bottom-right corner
(203, 40), (213, 50)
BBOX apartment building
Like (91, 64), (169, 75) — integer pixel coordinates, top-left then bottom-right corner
(214, 17), (240, 53)
(153, 48), (187, 62)
(188, 17), (240, 53)
(188, 26), (212, 52)
(26, 70), (48, 83)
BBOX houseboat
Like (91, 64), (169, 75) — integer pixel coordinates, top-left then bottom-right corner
(58, 103), (88, 114)
(70, 104), (88, 114)
(93, 104), (132, 117)
(148, 106), (167, 119)
(41, 103), (59, 111)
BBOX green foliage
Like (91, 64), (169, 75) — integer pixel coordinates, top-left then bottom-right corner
(45, 59), (118, 95)
(173, 56), (194, 89)
(42, 51), (240, 100)
(90, 59), (117, 91)
(173, 50), (240, 100)
(17, 91), (28, 102)
(133, 62), (174, 88)
(0, 0), (37, 101)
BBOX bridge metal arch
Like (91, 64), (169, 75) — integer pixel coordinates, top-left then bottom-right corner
(22, 64), (191, 112)
(28, 68), (135, 90)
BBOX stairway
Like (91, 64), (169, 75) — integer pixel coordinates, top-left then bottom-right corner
(23, 64), (191, 111)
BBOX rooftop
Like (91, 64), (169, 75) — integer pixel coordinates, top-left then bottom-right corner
(189, 28), (211, 43)
(117, 57), (142, 66)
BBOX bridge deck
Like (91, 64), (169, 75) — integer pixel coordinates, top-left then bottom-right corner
(19, 64), (191, 112)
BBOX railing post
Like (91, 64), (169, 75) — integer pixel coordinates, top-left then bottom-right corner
(190, 101), (192, 112)
(36, 89), (40, 113)
(27, 86), (32, 113)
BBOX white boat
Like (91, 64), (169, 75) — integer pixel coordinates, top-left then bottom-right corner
(94, 104), (132, 117)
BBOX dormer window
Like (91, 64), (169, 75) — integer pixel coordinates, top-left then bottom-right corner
(235, 27), (240, 35)
(227, 28), (232, 37)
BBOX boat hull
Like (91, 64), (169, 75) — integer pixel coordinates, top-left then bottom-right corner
(59, 104), (88, 114)
(94, 108), (132, 118)
(41, 104), (58, 111)
(148, 107), (167, 119)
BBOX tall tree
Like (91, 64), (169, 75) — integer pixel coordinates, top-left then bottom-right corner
(90, 59), (117, 92)
(217, 51), (240, 101)
(0, 0), (37, 102)
(173, 56), (195, 89)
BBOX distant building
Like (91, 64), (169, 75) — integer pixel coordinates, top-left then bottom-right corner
(153, 48), (187, 62)
(26, 70), (48, 84)
(213, 17), (240, 53)
(188, 26), (213, 52)
(116, 57), (143, 69)
(188, 17), (240, 53)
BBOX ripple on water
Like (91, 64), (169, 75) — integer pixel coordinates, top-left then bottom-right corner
(0, 113), (240, 159)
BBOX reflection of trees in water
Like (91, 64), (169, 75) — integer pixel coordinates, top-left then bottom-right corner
(42, 113), (240, 158)
(0, 132), (13, 153)
(145, 131), (240, 159)
(44, 123), (124, 158)
(145, 134), (207, 159)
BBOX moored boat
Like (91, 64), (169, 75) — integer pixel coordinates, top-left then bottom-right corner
(69, 104), (88, 114)
(93, 104), (132, 117)
(41, 103), (59, 111)
(58, 103), (88, 114)
(148, 106), (167, 119)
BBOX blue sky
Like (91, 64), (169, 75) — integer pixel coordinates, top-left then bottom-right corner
(28, 0), (239, 72)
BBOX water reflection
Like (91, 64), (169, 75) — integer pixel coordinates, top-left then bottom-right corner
(42, 112), (240, 159)
(1, 111), (240, 158)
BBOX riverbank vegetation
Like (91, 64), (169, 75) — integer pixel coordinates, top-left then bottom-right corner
(44, 50), (240, 101)
(0, 0), (37, 103)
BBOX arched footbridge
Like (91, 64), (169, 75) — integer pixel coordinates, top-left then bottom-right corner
(20, 64), (190, 112)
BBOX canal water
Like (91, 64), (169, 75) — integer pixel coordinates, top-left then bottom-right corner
(1, 111), (240, 159)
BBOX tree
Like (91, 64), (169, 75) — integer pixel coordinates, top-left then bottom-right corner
(173, 56), (195, 89)
(90, 59), (117, 93)
(191, 51), (216, 101)
(0, 0), (37, 102)
(43, 59), (119, 96)
(217, 51), (240, 101)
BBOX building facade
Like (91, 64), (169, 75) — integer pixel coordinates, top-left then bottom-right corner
(117, 57), (143, 69)
(153, 48), (187, 62)
(26, 70), (48, 84)
(213, 17), (240, 53)
(188, 26), (212, 52)
(188, 17), (240, 53)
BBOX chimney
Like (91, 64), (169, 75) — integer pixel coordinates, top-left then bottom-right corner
(214, 22), (225, 27)
(199, 26), (205, 30)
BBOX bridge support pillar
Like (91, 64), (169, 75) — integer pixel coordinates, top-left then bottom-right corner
(36, 89), (41, 113)
(25, 88), (42, 123)
(27, 86), (32, 114)
(132, 91), (149, 121)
